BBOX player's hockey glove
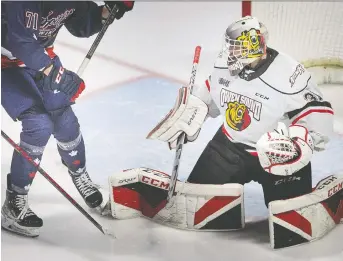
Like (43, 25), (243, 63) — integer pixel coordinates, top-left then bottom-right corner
(35, 61), (85, 112)
(256, 122), (314, 176)
(146, 86), (208, 150)
(105, 1), (134, 20)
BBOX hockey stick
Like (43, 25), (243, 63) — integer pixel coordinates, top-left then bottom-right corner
(166, 46), (202, 205)
(1, 130), (114, 237)
(77, 4), (119, 76)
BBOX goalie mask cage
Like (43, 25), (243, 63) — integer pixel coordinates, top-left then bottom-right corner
(242, 1), (343, 85)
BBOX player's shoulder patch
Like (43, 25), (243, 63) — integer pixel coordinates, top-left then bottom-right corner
(259, 52), (311, 95)
(302, 90), (323, 102)
(210, 58), (233, 87)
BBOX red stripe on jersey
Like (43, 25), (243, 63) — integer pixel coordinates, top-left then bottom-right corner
(1, 47), (57, 69)
(292, 109), (334, 125)
(249, 151), (258, 157)
(205, 79), (211, 91)
(45, 47), (57, 59)
(1, 56), (25, 68)
(275, 210), (312, 236)
(194, 196), (239, 225)
(222, 125), (233, 140)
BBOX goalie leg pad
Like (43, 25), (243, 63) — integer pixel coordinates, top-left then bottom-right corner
(109, 168), (245, 230)
(268, 173), (343, 249)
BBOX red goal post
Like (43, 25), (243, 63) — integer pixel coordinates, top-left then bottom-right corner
(241, 1), (343, 85)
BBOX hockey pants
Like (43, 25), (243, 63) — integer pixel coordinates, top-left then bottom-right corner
(187, 126), (312, 206)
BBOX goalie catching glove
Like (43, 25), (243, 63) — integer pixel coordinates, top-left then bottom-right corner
(147, 86), (208, 149)
(256, 122), (314, 176)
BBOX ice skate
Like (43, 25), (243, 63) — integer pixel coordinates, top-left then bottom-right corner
(1, 187), (43, 237)
(69, 169), (103, 209)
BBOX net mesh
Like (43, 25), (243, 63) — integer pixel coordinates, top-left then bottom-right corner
(251, 2), (343, 84)
(251, 2), (343, 67)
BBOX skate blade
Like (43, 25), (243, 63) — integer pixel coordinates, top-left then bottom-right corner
(89, 200), (111, 217)
(1, 214), (40, 238)
(89, 187), (111, 216)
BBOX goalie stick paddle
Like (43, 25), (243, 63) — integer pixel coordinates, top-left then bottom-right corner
(166, 46), (202, 206)
(1, 130), (114, 237)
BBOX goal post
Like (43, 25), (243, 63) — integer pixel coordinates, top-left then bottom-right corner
(242, 1), (343, 85)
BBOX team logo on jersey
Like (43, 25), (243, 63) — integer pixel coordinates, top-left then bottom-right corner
(289, 64), (305, 87)
(40, 9), (75, 37)
(220, 89), (262, 131)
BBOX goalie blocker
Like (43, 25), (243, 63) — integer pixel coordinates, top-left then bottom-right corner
(107, 167), (343, 249)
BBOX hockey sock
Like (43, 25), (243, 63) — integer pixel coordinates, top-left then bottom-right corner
(57, 132), (86, 174)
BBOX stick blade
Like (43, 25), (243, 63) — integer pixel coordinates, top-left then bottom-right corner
(102, 226), (116, 238)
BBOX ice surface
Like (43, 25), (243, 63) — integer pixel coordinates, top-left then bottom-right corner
(1, 2), (343, 260)
(2, 77), (343, 261)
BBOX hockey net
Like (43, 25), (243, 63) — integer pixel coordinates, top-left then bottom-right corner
(243, 1), (343, 85)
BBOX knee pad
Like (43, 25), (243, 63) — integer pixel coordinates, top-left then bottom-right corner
(20, 110), (53, 147)
(53, 106), (80, 142)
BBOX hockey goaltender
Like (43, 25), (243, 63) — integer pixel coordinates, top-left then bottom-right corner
(103, 16), (343, 249)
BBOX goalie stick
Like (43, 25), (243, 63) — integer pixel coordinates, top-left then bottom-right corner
(166, 46), (202, 206)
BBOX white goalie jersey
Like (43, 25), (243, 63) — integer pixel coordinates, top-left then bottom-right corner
(193, 47), (334, 154)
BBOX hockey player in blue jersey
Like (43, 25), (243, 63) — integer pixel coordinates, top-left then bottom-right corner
(1, 1), (134, 237)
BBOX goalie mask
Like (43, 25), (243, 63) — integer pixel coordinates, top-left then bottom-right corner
(220, 16), (268, 76)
